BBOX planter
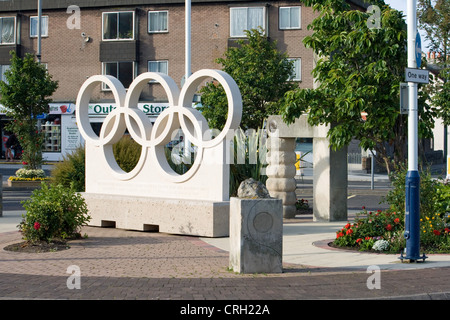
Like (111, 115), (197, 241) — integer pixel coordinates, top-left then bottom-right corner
(7, 179), (49, 188)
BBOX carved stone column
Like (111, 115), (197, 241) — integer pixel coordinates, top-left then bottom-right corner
(266, 135), (297, 218)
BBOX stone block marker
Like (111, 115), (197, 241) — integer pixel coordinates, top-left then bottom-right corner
(229, 196), (283, 274)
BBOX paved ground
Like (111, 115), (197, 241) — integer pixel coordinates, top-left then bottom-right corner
(1, 161), (449, 309)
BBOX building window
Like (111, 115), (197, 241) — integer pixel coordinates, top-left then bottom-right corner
(30, 16), (49, 37)
(0, 17), (15, 44)
(230, 7), (265, 38)
(102, 61), (135, 89)
(148, 11), (168, 33)
(288, 58), (301, 81)
(279, 7), (301, 30)
(0, 64), (10, 83)
(148, 60), (168, 74)
(102, 11), (134, 41)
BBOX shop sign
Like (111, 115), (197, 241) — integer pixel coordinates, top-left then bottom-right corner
(88, 103), (171, 115)
(49, 103), (76, 114)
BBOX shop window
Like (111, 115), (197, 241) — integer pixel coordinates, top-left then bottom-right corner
(230, 7), (265, 38)
(42, 116), (61, 152)
(279, 7), (301, 30)
(102, 61), (135, 89)
(102, 11), (134, 41)
(30, 16), (49, 37)
(148, 11), (168, 33)
(288, 58), (301, 81)
(0, 17), (16, 44)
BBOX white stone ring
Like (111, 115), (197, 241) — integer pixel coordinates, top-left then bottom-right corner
(76, 69), (242, 182)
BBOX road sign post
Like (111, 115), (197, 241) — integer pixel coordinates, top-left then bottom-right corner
(400, 0), (427, 263)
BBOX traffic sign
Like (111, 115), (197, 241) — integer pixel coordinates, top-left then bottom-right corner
(400, 83), (408, 114)
(415, 32), (422, 68)
(405, 68), (429, 84)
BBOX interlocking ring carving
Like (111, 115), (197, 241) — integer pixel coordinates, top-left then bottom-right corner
(76, 69), (242, 182)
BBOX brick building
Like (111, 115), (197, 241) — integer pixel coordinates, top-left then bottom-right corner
(0, 0), (367, 160)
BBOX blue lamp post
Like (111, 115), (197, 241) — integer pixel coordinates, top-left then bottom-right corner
(400, 0), (427, 263)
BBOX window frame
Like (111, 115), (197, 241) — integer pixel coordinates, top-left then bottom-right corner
(288, 58), (302, 82)
(148, 10), (169, 33)
(30, 15), (49, 38)
(279, 6), (301, 30)
(101, 61), (136, 90)
(147, 60), (169, 82)
(229, 6), (266, 38)
(0, 16), (16, 45)
(102, 11), (135, 41)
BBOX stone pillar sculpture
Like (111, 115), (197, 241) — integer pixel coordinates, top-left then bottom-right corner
(266, 132), (297, 218)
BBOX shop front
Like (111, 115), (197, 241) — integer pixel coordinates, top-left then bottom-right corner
(0, 101), (171, 161)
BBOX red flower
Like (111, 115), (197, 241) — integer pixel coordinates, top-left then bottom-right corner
(362, 206), (366, 210)
(346, 228), (353, 235)
(365, 237), (371, 241)
(356, 238), (362, 244)
(345, 223), (351, 229)
(394, 218), (400, 224)
(33, 222), (41, 230)
(433, 230), (441, 236)
(445, 228), (450, 233)
(336, 231), (344, 239)
(386, 224), (393, 231)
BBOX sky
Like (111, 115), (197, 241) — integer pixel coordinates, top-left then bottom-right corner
(384, 0), (432, 52)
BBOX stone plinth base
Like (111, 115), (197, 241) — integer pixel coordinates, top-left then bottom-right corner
(229, 197), (283, 274)
(81, 193), (230, 238)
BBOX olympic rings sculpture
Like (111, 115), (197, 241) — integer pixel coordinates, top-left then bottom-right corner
(76, 69), (242, 183)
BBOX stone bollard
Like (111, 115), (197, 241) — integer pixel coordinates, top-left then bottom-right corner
(229, 180), (283, 273)
(266, 136), (297, 218)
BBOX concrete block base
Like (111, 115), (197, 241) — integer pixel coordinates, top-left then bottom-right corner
(229, 197), (283, 274)
(81, 193), (230, 237)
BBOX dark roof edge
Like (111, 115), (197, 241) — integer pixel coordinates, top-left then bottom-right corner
(0, 0), (285, 12)
(0, 0), (371, 12)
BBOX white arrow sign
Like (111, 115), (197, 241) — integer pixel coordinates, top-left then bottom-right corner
(405, 68), (429, 84)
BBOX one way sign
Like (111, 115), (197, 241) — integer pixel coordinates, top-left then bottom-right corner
(405, 68), (429, 84)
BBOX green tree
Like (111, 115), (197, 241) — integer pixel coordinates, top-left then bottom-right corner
(418, 0), (450, 157)
(198, 28), (296, 130)
(0, 52), (58, 169)
(281, 0), (437, 174)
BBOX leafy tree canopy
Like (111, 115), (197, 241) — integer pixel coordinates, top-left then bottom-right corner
(0, 52), (58, 169)
(281, 0), (437, 173)
(198, 28), (296, 130)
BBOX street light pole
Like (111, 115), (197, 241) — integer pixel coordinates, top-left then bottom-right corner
(401, 0), (426, 262)
(37, 0), (42, 63)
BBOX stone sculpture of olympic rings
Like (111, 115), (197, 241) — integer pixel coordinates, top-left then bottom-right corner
(76, 69), (242, 183)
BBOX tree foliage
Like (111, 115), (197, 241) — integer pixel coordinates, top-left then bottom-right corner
(281, 0), (437, 173)
(0, 52), (58, 169)
(198, 28), (296, 130)
(418, 0), (450, 126)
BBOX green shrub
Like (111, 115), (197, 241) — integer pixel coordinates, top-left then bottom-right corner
(230, 128), (267, 196)
(112, 134), (141, 173)
(19, 183), (91, 243)
(51, 146), (85, 192)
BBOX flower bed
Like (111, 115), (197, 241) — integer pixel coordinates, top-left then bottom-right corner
(7, 168), (51, 187)
(332, 207), (450, 254)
